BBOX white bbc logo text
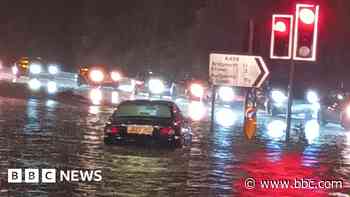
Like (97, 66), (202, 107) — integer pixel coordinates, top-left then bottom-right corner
(8, 169), (56, 183)
(8, 168), (102, 183)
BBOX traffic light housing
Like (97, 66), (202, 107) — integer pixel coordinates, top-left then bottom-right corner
(293, 4), (320, 61)
(270, 15), (293, 59)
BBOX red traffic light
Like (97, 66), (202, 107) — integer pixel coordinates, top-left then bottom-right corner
(274, 21), (287, 32)
(299, 8), (315, 24)
(270, 15), (293, 59)
(293, 4), (320, 61)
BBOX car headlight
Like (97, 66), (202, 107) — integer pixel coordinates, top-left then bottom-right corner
(48, 65), (59, 75)
(89, 70), (104, 82)
(29, 64), (42, 74)
(306, 90), (319, 104)
(111, 71), (122, 81)
(190, 83), (204, 98)
(148, 78), (165, 94)
(271, 90), (287, 103)
(218, 86), (235, 102)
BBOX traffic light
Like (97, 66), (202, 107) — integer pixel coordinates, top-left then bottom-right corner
(293, 4), (320, 61)
(270, 15), (293, 59)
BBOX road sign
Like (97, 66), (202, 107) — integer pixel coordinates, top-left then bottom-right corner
(209, 53), (269, 88)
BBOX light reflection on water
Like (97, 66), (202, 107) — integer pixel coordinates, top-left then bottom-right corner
(24, 98), (40, 132)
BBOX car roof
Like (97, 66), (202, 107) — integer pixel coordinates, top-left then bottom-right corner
(118, 99), (175, 107)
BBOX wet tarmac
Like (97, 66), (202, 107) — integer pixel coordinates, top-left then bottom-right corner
(0, 94), (350, 196)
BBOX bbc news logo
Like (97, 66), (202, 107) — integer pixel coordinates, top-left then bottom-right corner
(8, 169), (102, 183)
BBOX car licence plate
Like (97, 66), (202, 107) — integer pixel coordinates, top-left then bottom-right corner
(127, 125), (154, 135)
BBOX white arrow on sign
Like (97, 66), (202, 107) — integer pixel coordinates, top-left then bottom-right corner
(209, 53), (269, 88)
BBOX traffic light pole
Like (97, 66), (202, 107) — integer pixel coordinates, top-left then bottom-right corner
(285, 59), (295, 141)
(210, 85), (217, 132)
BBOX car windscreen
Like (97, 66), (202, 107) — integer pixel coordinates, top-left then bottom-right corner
(114, 103), (172, 118)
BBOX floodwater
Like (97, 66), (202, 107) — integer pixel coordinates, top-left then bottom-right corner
(0, 95), (349, 197)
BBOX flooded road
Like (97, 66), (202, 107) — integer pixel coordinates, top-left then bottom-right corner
(0, 95), (350, 196)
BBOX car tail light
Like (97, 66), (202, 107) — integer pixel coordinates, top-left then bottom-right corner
(160, 127), (175, 136)
(107, 127), (119, 134)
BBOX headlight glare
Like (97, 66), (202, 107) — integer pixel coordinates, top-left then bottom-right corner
(29, 64), (42, 74)
(218, 86), (235, 102)
(89, 70), (104, 82)
(306, 91), (319, 104)
(48, 65), (59, 75)
(190, 83), (204, 98)
(111, 71), (122, 81)
(148, 79), (165, 94)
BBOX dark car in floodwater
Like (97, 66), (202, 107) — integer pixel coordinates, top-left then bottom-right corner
(104, 100), (192, 148)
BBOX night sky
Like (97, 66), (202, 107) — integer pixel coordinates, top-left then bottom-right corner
(0, 0), (349, 90)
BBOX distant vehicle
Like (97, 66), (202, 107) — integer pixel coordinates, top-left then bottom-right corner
(135, 71), (177, 100)
(77, 65), (129, 105)
(318, 90), (350, 129)
(215, 86), (246, 107)
(267, 89), (320, 118)
(12, 57), (64, 94)
(185, 80), (210, 103)
(78, 64), (123, 87)
(104, 100), (192, 148)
